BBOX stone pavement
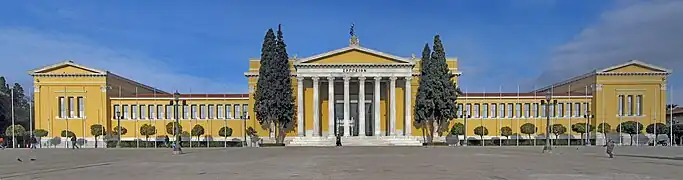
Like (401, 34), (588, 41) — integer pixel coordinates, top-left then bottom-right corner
(1, 146), (682, 180)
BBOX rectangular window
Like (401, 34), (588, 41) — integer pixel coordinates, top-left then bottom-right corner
(68, 97), (75, 118)
(166, 105), (172, 119)
(149, 105), (155, 119)
(473, 104), (480, 118)
(541, 104), (546, 117)
(636, 95), (642, 116)
(77, 97), (84, 118)
(524, 103), (530, 118)
(217, 105), (223, 119)
(483, 104), (488, 118)
(558, 103), (563, 117)
(507, 103), (513, 118)
(157, 105), (163, 119)
(515, 103), (521, 118)
(627, 95), (633, 116)
(200, 105), (207, 119)
(499, 103), (505, 118)
(533, 103), (539, 118)
(550, 104), (555, 117)
(140, 105), (146, 119)
(618, 95), (624, 116)
(584, 103), (589, 116)
(113, 104), (120, 119)
(131, 105), (138, 119)
(59, 97), (65, 118)
(191, 105), (198, 119)
(235, 105), (242, 119)
(183, 105), (189, 119)
(457, 104), (463, 117)
(209, 105), (215, 119)
(123, 105), (129, 119)
(465, 104), (471, 116)
(243, 104), (248, 118)
(574, 103), (581, 117)
(566, 103), (572, 117)
(491, 104), (497, 118)
(226, 104), (233, 119)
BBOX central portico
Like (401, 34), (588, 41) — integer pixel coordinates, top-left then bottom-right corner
(294, 41), (416, 137)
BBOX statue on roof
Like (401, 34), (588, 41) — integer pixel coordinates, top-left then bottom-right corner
(349, 23), (359, 47)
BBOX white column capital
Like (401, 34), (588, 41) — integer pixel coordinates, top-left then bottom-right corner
(327, 76), (335, 81)
(405, 76), (413, 81)
(343, 76), (351, 81)
(296, 76), (305, 81)
(389, 76), (398, 81)
(312, 76), (320, 82)
(374, 77), (382, 82)
(358, 77), (366, 81)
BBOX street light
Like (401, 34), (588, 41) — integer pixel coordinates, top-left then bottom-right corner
(542, 92), (557, 153)
(115, 111), (123, 148)
(460, 111), (471, 146)
(242, 115), (248, 147)
(583, 111), (594, 146)
(169, 91), (186, 154)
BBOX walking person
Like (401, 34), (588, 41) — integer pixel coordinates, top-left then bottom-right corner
(0, 136), (5, 149)
(30, 135), (38, 149)
(70, 136), (79, 149)
(604, 139), (615, 158)
(164, 135), (170, 148)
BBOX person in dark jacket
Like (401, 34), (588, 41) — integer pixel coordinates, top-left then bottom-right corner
(30, 135), (38, 149)
(603, 139), (615, 158)
(71, 136), (79, 149)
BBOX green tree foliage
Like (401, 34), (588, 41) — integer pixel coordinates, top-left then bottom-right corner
(597, 123), (611, 133)
(0, 78), (31, 134)
(34, 129), (48, 137)
(165, 122), (182, 135)
(113, 126), (128, 135)
(449, 122), (464, 136)
(414, 35), (459, 143)
(645, 123), (669, 136)
(139, 124), (157, 141)
(500, 126), (513, 139)
(520, 123), (537, 139)
(191, 124), (205, 141)
(672, 124), (683, 145)
(254, 25), (295, 144)
(90, 124), (104, 148)
(5, 124), (26, 138)
(60, 130), (75, 137)
(219, 126), (233, 138)
(616, 121), (643, 146)
(474, 126), (488, 139)
(571, 123), (594, 144)
(551, 124), (567, 139)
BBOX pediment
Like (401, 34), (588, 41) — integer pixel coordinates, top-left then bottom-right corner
(295, 46), (414, 65)
(598, 60), (671, 74)
(29, 61), (107, 76)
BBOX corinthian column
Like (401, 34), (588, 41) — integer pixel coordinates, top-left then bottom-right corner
(327, 77), (335, 137)
(358, 77), (366, 136)
(312, 76), (320, 136)
(343, 76), (351, 137)
(389, 76), (397, 136)
(296, 76), (304, 137)
(404, 76), (412, 136)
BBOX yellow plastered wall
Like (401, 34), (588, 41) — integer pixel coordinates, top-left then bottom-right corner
(596, 74), (667, 133)
(308, 50), (404, 64)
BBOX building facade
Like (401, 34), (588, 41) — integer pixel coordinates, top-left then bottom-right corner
(29, 36), (672, 146)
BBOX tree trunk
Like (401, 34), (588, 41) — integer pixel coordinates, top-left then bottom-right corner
(426, 120), (435, 143)
(630, 134), (634, 146)
(580, 133), (584, 145)
(95, 136), (98, 148)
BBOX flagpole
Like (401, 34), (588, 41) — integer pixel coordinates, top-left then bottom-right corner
(498, 86), (502, 146)
(153, 89), (157, 148)
(135, 87), (139, 148)
(464, 87), (468, 146)
(65, 86), (69, 148)
(533, 86), (537, 146)
(482, 87), (485, 147)
(670, 85), (674, 146)
(11, 88), (16, 148)
(207, 93), (210, 148)
(30, 91), (33, 138)
(516, 85), (520, 146)
(585, 85), (590, 146)
(568, 85), (571, 146)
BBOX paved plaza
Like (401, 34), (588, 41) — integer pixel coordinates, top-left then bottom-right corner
(1, 146), (682, 180)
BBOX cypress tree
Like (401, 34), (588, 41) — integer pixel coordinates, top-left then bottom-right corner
(254, 28), (277, 138)
(272, 24), (295, 143)
(414, 35), (459, 143)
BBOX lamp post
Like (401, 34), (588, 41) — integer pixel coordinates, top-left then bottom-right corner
(115, 111), (123, 148)
(543, 92), (556, 153)
(169, 91), (186, 154)
(242, 115), (248, 147)
(583, 111), (594, 146)
(461, 111), (471, 146)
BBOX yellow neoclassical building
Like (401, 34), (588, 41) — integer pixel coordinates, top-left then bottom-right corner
(29, 36), (671, 147)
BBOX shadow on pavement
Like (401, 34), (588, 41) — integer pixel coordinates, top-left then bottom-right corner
(617, 154), (683, 161)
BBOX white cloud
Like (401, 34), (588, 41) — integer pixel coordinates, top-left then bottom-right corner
(537, 0), (683, 103)
(0, 28), (243, 94)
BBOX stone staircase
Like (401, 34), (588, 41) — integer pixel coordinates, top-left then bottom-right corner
(287, 137), (336, 146)
(342, 137), (391, 146)
(381, 136), (423, 146)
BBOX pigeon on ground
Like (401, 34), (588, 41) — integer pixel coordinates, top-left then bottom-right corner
(17, 158), (22, 162)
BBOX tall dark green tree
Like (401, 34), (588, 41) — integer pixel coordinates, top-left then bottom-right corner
(254, 25), (294, 144)
(414, 35), (459, 143)
(0, 77), (10, 133)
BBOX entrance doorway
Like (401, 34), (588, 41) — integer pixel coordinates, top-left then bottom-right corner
(333, 100), (373, 136)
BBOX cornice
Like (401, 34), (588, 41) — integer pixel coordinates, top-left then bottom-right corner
(294, 63), (415, 68)
(595, 72), (671, 76)
(32, 74), (107, 77)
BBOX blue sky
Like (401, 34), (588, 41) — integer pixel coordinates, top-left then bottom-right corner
(0, 1), (681, 102)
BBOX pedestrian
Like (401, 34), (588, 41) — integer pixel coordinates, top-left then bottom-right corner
(604, 139), (615, 158)
(30, 135), (38, 149)
(164, 135), (170, 148)
(70, 136), (79, 149)
(0, 136), (5, 149)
